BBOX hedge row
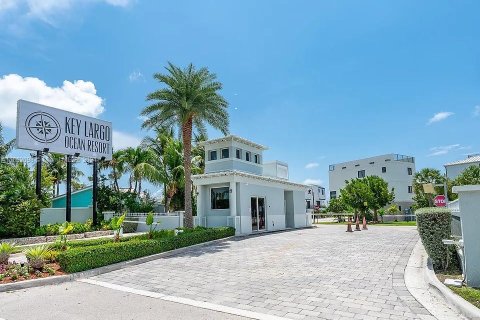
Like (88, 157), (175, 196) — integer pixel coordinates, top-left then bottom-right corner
(415, 207), (452, 270)
(57, 227), (235, 273)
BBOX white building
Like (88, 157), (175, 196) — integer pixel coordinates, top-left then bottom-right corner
(328, 154), (415, 212)
(305, 185), (326, 209)
(445, 154), (480, 180)
(192, 135), (311, 235)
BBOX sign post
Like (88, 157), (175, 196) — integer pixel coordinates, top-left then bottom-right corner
(16, 100), (112, 225)
(434, 195), (446, 207)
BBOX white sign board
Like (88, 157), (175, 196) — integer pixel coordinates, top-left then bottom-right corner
(16, 100), (112, 160)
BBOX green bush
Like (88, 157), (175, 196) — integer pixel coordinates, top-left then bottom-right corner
(416, 207), (452, 270)
(0, 199), (42, 238)
(58, 227), (235, 273)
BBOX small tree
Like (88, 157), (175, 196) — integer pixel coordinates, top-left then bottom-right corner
(412, 168), (444, 209)
(340, 178), (374, 220)
(453, 165), (480, 186)
(111, 213), (126, 242)
(365, 176), (395, 222)
(145, 212), (159, 239)
(327, 197), (347, 213)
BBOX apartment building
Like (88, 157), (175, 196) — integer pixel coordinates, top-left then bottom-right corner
(329, 154), (415, 212)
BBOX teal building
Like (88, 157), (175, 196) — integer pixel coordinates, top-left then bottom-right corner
(52, 186), (93, 208)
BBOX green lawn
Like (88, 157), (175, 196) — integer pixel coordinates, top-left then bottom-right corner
(449, 286), (480, 309)
(315, 221), (416, 226)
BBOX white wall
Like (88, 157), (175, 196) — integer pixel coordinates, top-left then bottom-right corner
(329, 154), (415, 208)
(205, 139), (264, 175)
(447, 163), (480, 180)
(40, 207), (92, 225)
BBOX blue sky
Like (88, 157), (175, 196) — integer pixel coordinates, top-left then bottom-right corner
(0, 0), (479, 196)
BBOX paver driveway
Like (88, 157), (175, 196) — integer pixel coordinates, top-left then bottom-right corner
(88, 225), (434, 320)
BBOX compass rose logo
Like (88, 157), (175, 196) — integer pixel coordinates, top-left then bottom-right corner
(25, 112), (61, 143)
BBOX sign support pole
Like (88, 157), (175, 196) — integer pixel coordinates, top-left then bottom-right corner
(35, 150), (42, 199)
(66, 155), (72, 222)
(92, 159), (98, 226)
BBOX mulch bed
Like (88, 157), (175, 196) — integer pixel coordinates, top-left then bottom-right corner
(0, 263), (65, 284)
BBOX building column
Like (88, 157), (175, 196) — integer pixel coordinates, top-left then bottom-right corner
(196, 185), (203, 227)
(230, 181), (237, 217)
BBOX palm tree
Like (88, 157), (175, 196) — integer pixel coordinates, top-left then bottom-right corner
(44, 153), (84, 196)
(99, 149), (126, 191)
(44, 153), (66, 197)
(0, 122), (15, 160)
(141, 63), (229, 228)
(119, 146), (158, 194)
(144, 134), (202, 212)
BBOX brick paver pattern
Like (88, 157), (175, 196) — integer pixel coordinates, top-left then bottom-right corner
(90, 226), (435, 320)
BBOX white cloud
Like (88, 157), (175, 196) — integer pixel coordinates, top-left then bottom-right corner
(137, 115), (149, 122)
(303, 178), (323, 186)
(427, 111), (454, 125)
(129, 70), (144, 82)
(112, 130), (141, 150)
(305, 162), (319, 169)
(428, 144), (470, 156)
(0, 74), (104, 129)
(0, 0), (132, 28)
(474, 106), (480, 117)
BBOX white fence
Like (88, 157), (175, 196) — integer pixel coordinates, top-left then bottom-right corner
(103, 211), (184, 232)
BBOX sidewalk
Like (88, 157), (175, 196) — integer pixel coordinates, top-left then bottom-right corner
(404, 240), (467, 320)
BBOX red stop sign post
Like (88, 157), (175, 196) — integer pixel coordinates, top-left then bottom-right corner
(434, 195), (446, 207)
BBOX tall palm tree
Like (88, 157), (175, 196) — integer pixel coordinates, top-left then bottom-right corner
(141, 63), (229, 227)
(119, 146), (158, 194)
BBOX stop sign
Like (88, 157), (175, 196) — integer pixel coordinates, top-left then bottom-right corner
(434, 195), (446, 207)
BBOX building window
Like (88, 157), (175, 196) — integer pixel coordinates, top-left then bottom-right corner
(382, 167), (386, 173)
(342, 166), (347, 169)
(235, 149), (241, 159)
(246, 151), (251, 162)
(321, 188), (325, 195)
(369, 161), (375, 165)
(330, 191), (337, 199)
(355, 164), (360, 167)
(329, 165), (335, 171)
(211, 187), (229, 209)
(408, 186), (413, 193)
(209, 150), (217, 161)
(398, 206), (402, 212)
(221, 148), (229, 159)
(316, 201), (320, 207)
(358, 170), (366, 178)
(407, 167), (413, 175)
(306, 200), (311, 209)
(254, 154), (260, 164)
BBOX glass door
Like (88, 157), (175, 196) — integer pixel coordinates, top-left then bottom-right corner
(251, 197), (266, 232)
(251, 197), (258, 231)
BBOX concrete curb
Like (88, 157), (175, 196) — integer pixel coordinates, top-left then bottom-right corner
(0, 236), (235, 293)
(424, 257), (480, 320)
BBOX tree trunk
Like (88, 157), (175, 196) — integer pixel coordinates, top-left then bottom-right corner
(182, 117), (193, 228)
(165, 196), (171, 213)
(138, 179), (142, 195)
(373, 209), (378, 223)
(56, 182), (60, 197)
(112, 166), (119, 192)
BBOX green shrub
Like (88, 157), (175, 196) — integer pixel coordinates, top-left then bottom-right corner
(416, 207), (452, 270)
(0, 199), (42, 238)
(58, 227), (235, 273)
